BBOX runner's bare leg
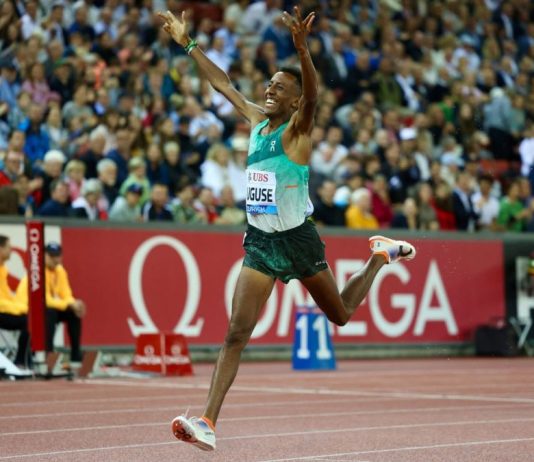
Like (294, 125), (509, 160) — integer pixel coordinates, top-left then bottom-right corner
(203, 266), (275, 425)
(301, 255), (385, 325)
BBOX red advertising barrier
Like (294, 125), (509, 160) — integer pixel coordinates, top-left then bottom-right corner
(132, 333), (193, 376)
(26, 221), (46, 351)
(58, 228), (505, 347)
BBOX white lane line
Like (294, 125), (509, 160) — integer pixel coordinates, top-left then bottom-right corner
(3, 381), (533, 421)
(0, 393), (209, 408)
(2, 418), (534, 460)
(309, 459), (369, 462)
(0, 403), (524, 437)
(220, 417), (534, 441)
(85, 379), (534, 405)
(0, 397), (389, 421)
(257, 437), (534, 462)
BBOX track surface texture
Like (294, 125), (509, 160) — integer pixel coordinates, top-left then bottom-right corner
(1, 358), (534, 462)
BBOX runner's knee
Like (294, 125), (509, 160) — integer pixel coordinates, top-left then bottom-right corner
(224, 323), (254, 349)
(323, 309), (350, 327)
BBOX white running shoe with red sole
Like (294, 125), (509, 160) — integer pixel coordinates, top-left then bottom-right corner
(369, 235), (416, 264)
(171, 415), (216, 451)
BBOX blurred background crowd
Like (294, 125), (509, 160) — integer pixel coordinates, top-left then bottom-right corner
(1, 0), (534, 232)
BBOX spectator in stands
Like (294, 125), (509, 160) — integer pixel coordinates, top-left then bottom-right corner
(20, 0), (41, 40)
(37, 179), (70, 217)
(228, 136), (248, 205)
(43, 3), (68, 47)
(186, 96), (224, 146)
(311, 125), (348, 179)
(21, 62), (58, 107)
(432, 182), (457, 231)
(17, 242), (86, 366)
(0, 61), (20, 110)
(497, 179), (532, 232)
(62, 84), (94, 127)
(391, 197), (419, 230)
(312, 179), (346, 227)
(145, 143), (171, 189)
(371, 57), (404, 110)
(200, 143), (234, 199)
(71, 178), (103, 220)
(64, 159), (86, 203)
(120, 157), (151, 207)
(48, 58), (76, 105)
(0, 235), (30, 368)
(472, 174), (500, 231)
(346, 188), (379, 230)
(172, 180), (206, 224)
(12, 174), (34, 217)
(241, 0), (283, 37)
(415, 183), (439, 231)
(96, 158), (118, 212)
(36, 149), (66, 206)
(0, 150), (24, 186)
(369, 174), (394, 228)
(43, 105), (68, 152)
(0, 185), (18, 215)
(20, 103), (50, 166)
(215, 185), (246, 225)
(79, 131), (106, 180)
(519, 124), (534, 192)
(452, 172), (478, 231)
(106, 127), (133, 186)
(109, 183), (143, 222)
(6, 88), (27, 129)
(483, 88), (514, 160)
(142, 182), (173, 222)
(194, 187), (220, 224)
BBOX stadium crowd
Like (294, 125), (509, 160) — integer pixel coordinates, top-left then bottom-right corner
(1, 0), (534, 232)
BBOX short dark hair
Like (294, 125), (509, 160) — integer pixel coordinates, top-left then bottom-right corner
(0, 235), (8, 247)
(50, 178), (67, 193)
(279, 66), (302, 91)
(479, 173), (494, 184)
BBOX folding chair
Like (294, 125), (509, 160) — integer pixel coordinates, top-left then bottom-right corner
(0, 329), (19, 362)
(510, 310), (534, 357)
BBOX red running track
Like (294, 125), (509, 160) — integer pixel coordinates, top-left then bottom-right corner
(1, 358), (534, 462)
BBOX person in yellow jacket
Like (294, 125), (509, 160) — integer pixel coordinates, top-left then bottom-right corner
(17, 242), (86, 363)
(345, 187), (380, 229)
(0, 235), (31, 367)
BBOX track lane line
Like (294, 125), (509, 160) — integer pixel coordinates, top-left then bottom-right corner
(0, 403), (526, 437)
(1, 416), (534, 459)
(257, 437), (534, 462)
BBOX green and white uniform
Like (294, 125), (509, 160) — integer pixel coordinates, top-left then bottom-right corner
(242, 119), (327, 283)
(245, 120), (313, 232)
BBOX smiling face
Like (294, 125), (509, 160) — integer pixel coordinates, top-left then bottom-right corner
(264, 72), (301, 118)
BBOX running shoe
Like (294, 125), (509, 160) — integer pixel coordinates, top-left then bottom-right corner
(369, 235), (416, 264)
(171, 415), (216, 451)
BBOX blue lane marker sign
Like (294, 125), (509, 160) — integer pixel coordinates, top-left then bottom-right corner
(292, 306), (336, 371)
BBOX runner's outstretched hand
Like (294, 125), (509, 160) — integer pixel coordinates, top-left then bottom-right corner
(281, 6), (315, 53)
(157, 10), (189, 47)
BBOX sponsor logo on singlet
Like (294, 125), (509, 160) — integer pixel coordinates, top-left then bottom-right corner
(246, 169), (277, 215)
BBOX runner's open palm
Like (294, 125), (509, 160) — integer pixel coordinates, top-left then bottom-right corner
(157, 10), (189, 46)
(282, 6), (315, 53)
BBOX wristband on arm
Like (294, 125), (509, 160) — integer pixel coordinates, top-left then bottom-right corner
(184, 38), (198, 55)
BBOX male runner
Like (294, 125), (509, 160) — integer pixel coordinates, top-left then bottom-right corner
(158, 6), (416, 451)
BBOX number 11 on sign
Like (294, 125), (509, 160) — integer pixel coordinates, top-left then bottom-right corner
(296, 313), (333, 360)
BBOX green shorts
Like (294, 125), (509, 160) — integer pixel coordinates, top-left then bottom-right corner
(243, 219), (328, 284)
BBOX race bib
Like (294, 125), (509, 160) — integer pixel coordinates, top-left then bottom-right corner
(246, 169), (277, 215)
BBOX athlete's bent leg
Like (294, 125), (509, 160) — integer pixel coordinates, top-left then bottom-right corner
(301, 255), (385, 326)
(203, 266), (275, 425)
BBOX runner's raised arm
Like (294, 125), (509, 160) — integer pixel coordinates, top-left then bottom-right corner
(158, 10), (266, 126)
(283, 7), (317, 136)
